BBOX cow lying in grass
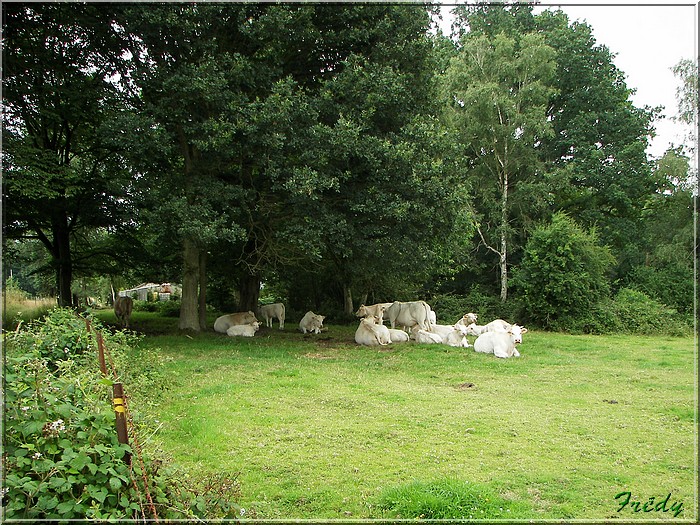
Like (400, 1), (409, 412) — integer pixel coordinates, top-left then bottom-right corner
(299, 311), (325, 334)
(355, 316), (392, 346)
(214, 311), (259, 334)
(473, 325), (528, 358)
(465, 319), (512, 335)
(226, 321), (260, 337)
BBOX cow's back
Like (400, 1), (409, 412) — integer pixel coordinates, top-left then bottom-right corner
(261, 303), (285, 319)
(474, 332), (513, 356)
(390, 300), (431, 330)
(473, 332), (497, 354)
(214, 311), (257, 333)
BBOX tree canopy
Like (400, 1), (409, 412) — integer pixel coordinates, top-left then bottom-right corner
(3, 2), (694, 331)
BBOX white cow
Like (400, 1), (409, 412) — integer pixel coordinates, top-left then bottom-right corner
(415, 323), (471, 347)
(414, 329), (443, 344)
(388, 329), (410, 343)
(441, 324), (471, 348)
(355, 303), (393, 321)
(226, 321), (260, 337)
(214, 311), (259, 334)
(426, 323), (458, 340)
(428, 310), (437, 325)
(465, 319), (512, 336)
(385, 301), (433, 331)
(473, 325), (528, 358)
(259, 303), (285, 329)
(299, 311), (325, 334)
(355, 316), (392, 346)
(455, 312), (478, 327)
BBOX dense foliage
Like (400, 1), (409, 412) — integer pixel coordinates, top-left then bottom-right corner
(512, 213), (614, 329)
(2, 3), (695, 332)
(2, 309), (242, 520)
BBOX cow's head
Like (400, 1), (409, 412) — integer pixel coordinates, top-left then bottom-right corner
(509, 325), (528, 344)
(355, 305), (368, 318)
(464, 323), (479, 336)
(361, 316), (378, 326)
(453, 323), (469, 335)
(463, 312), (478, 325)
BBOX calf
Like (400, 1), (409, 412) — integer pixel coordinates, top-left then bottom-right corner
(259, 303), (285, 330)
(355, 303), (393, 322)
(473, 325), (528, 358)
(465, 319), (512, 336)
(414, 329), (443, 344)
(388, 328), (410, 343)
(214, 311), (259, 334)
(226, 321), (260, 337)
(355, 316), (392, 346)
(441, 324), (471, 348)
(114, 296), (133, 329)
(299, 311), (325, 334)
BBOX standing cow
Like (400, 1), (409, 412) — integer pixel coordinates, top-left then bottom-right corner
(114, 296), (133, 329)
(259, 303), (286, 330)
(385, 300), (434, 332)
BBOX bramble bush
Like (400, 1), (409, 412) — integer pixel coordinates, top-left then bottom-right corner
(512, 213), (615, 331)
(2, 308), (242, 520)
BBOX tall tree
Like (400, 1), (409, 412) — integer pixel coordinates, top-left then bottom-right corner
(119, 3), (455, 326)
(441, 29), (557, 301)
(3, 3), (137, 306)
(535, 9), (659, 277)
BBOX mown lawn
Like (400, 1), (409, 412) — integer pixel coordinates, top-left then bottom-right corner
(122, 313), (696, 521)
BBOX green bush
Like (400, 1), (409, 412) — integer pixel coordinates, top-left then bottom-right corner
(512, 213), (615, 330)
(628, 262), (694, 315)
(546, 289), (692, 336)
(2, 308), (243, 520)
(610, 288), (692, 336)
(133, 300), (159, 312)
(430, 290), (507, 324)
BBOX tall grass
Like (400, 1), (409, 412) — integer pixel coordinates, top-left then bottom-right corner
(2, 286), (55, 329)
(102, 314), (696, 521)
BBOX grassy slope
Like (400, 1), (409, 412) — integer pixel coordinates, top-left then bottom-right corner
(122, 312), (696, 521)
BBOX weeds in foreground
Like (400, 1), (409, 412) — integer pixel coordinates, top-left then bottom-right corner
(375, 478), (533, 519)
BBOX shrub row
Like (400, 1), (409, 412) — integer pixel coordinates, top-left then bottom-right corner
(2, 308), (242, 520)
(431, 287), (692, 336)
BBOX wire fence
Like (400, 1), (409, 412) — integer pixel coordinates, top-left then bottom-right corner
(82, 316), (159, 522)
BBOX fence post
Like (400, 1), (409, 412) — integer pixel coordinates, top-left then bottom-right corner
(96, 331), (108, 377)
(112, 382), (132, 465)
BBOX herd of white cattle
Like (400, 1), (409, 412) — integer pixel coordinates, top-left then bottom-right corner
(213, 300), (528, 359)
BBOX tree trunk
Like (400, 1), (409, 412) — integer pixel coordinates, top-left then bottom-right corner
(179, 237), (201, 331)
(499, 170), (509, 303)
(343, 284), (354, 315)
(198, 250), (208, 330)
(239, 273), (260, 313)
(53, 213), (73, 307)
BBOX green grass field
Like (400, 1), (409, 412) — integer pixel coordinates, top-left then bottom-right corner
(115, 312), (696, 521)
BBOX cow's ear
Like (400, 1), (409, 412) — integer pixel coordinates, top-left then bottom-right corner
(521, 327), (528, 333)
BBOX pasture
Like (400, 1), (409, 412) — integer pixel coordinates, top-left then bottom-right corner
(118, 312), (696, 521)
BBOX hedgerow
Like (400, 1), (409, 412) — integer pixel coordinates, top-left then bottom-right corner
(2, 308), (242, 520)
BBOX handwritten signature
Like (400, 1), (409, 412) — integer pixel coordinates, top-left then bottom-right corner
(615, 491), (683, 518)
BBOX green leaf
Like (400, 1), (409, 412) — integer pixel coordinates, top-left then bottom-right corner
(109, 476), (122, 491)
